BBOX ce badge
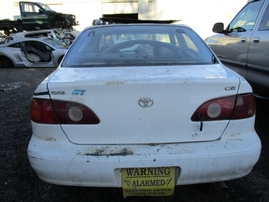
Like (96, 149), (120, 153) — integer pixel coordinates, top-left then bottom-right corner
(138, 97), (154, 108)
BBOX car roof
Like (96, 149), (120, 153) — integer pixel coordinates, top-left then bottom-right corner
(11, 29), (59, 37)
(92, 17), (180, 26)
(0, 37), (57, 46)
(6, 31), (51, 40)
(87, 21), (191, 33)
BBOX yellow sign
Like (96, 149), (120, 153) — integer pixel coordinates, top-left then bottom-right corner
(122, 167), (175, 197)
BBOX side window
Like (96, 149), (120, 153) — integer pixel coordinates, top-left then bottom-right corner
(8, 43), (20, 48)
(229, 1), (264, 32)
(155, 34), (170, 43)
(100, 35), (114, 49)
(35, 42), (51, 52)
(21, 3), (40, 13)
(258, 4), (269, 30)
(4, 37), (14, 43)
(182, 34), (198, 51)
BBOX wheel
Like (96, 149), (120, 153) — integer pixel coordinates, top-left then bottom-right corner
(0, 56), (14, 68)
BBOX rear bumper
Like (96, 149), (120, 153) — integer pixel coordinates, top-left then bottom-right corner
(27, 122), (261, 187)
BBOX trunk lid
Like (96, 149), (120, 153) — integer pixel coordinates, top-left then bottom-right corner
(48, 65), (240, 144)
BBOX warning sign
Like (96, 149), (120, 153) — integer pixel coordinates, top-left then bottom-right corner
(122, 167), (175, 197)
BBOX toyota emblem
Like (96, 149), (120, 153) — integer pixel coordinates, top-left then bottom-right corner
(138, 97), (154, 108)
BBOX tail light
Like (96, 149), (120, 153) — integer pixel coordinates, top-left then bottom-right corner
(31, 98), (100, 124)
(191, 93), (256, 121)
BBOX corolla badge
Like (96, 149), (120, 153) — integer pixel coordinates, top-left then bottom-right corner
(138, 97), (154, 108)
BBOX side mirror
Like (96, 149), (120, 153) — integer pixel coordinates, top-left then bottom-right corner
(212, 23), (225, 33)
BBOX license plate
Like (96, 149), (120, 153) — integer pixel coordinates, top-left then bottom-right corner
(122, 167), (175, 197)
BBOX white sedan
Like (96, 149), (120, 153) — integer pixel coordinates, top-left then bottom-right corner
(0, 37), (67, 68)
(28, 22), (261, 197)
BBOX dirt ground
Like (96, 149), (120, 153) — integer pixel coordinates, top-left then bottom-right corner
(0, 67), (269, 202)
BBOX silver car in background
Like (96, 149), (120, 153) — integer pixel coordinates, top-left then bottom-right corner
(205, 0), (269, 98)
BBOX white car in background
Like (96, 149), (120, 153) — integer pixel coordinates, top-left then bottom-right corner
(28, 21), (261, 197)
(0, 37), (67, 68)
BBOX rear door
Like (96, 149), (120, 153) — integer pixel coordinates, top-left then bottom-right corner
(247, 1), (269, 91)
(213, 0), (264, 78)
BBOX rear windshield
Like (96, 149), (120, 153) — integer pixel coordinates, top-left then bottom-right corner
(62, 25), (215, 67)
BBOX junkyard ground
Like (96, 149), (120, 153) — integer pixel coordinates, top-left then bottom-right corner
(0, 67), (269, 202)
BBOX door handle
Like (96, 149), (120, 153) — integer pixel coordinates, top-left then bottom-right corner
(241, 37), (247, 42)
(252, 37), (260, 42)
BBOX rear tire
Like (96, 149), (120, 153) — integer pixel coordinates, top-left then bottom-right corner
(0, 56), (14, 68)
